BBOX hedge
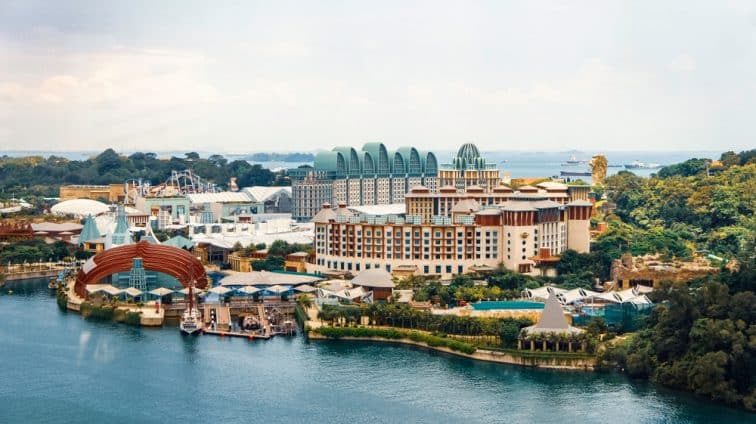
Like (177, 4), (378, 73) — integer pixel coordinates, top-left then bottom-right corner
(313, 326), (477, 355)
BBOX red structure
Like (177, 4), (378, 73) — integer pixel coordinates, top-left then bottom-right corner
(0, 220), (34, 242)
(74, 241), (208, 298)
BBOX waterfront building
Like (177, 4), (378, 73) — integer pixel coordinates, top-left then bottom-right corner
(519, 293), (584, 352)
(438, 143), (501, 191)
(310, 187), (592, 278)
(289, 143), (438, 221)
(350, 268), (395, 301)
(74, 241), (208, 299)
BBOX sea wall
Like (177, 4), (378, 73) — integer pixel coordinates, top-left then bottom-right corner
(308, 330), (596, 371)
(5, 270), (60, 281)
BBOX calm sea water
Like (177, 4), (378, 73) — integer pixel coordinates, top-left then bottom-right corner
(0, 279), (751, 424)
(2, 149), (720, 179)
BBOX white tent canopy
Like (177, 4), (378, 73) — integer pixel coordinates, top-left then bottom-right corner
(208, 286), (232, 295)
(294, 284), (317, 293)
(177, 287), (205, 296)
(123, 287), (143, 297)
(149, 287), (174, 297)
(265, 284), (290, 294)
(236, 286), (261, 295)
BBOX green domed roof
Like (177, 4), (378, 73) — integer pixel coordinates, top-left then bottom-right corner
(457, 143), (481, 161)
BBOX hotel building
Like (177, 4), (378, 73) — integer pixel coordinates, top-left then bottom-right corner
(310, 184), (592, 279)
(438, 143), (501, 191)
(289, 143), (438, 221)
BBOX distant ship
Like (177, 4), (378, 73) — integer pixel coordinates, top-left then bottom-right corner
(624, 160), (662, 170)
(560, 170), (592, 177)
(561, 154), (587, 166)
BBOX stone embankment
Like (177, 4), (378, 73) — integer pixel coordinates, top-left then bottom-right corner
(307, 329), (596, 371)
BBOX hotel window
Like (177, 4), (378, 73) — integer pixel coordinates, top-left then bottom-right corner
(435, 265), (441, 274)
(423, 265), (429, 274)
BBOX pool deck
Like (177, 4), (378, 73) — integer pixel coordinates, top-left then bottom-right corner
(432, 306), (544, 321)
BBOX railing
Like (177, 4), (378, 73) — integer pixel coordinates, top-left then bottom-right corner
(2, 262), (68, 274)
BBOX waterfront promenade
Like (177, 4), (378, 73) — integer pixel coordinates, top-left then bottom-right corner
(1, 262), (66, 284)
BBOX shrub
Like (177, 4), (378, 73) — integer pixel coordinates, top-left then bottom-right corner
(56, 291), (68, 311)
(125, 312), (141, 326)
(313, 326), (477, 354)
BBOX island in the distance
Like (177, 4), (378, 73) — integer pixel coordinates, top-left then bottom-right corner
(248, 152), (314, 162)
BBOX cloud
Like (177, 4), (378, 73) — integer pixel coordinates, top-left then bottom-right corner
(0, 47), (218, 107)
(669, 54), (696, 73)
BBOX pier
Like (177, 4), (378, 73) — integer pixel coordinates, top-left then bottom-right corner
(1, 262), (67, 284)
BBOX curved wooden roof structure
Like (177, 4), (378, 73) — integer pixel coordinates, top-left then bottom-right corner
(74, 240), (208, 298)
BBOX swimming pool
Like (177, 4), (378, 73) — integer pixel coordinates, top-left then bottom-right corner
(471, 301), (545, 310)
(581, 306), (605, 316)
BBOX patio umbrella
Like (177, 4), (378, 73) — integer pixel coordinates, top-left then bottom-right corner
(123, 287), (143, 297)
(294, 284), (317, 293)
(85, 284), (109, 294)
(101, 285), (123, 296)
(177, 287), (206, 296)
(149, 287), (174, 297)
(265, 284), (290, 294)
(208, 286), (232, 295)
(236, 286), (260, 295)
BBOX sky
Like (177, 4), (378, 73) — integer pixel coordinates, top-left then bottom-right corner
(0, 0), (755, 154)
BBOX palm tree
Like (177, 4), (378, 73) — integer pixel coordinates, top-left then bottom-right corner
(297, 294), (312, 309)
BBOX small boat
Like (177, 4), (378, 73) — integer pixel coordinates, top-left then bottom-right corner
(49, 271), (66, 289)
(561, 154), (587, 166)
(180, 281), (203, 335)
(560, 170), (592, 177)
(624, 160), (662, 170)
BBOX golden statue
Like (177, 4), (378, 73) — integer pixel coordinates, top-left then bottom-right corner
(589, 154), (608, 186)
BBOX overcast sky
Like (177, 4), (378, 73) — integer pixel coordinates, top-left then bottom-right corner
(0, 1), (754, 153)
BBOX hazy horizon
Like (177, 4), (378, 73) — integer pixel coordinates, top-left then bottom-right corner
(1, 1), (755, 153)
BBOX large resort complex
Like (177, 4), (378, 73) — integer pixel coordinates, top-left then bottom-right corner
(289, 143), (439, 221)
(310, 182), (593, 278)
(3, 143), (644, 368)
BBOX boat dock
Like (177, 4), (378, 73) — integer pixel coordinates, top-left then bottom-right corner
(202, 329), (271, 340)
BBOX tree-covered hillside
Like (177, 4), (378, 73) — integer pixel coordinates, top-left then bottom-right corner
(0, 149), (288, 199)
(605, 150), (755, 258)
(598, 149), (756, 410)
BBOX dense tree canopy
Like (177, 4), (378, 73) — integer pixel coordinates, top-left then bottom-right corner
(0, 150), (288, 200)
(604, 150), (755, 257)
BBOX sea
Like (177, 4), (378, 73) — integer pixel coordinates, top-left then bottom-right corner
(1, 150), (721, 179)
(0, 278), (751, 424)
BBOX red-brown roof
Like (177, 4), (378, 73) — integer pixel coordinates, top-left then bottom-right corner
(74, 240), (208, 298)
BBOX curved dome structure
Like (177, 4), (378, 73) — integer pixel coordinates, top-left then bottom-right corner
(457, 143), (481, 161)
(74, 240), (208, 298)
(51, 199), (110, 217)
